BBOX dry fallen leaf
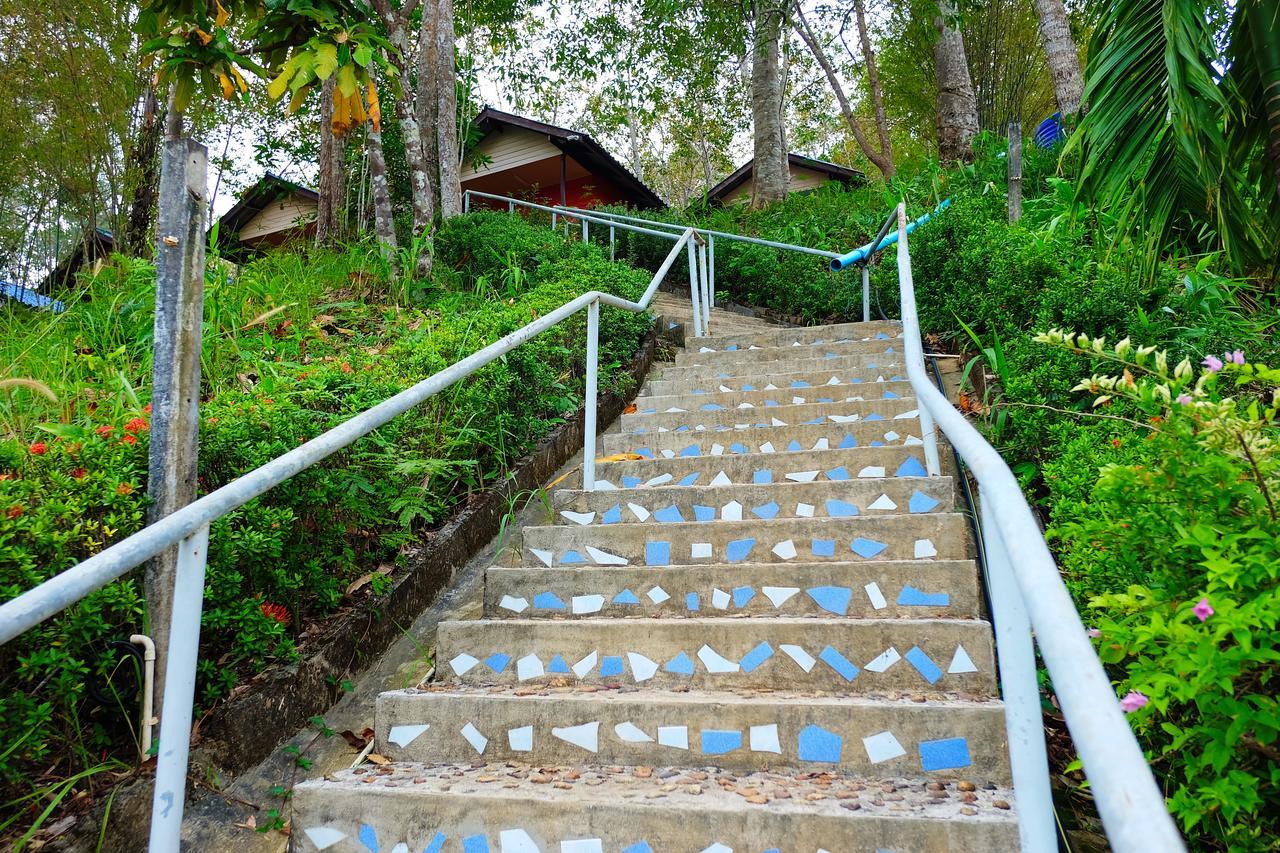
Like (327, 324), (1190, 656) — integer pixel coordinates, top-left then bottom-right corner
(366, 753), (391, 765)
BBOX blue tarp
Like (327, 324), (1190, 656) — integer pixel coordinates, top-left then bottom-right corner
(1035, 113), (1066, 149)
(1, 282), (66, 313)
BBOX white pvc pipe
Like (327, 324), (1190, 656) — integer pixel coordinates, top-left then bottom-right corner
(708, 236), (716, 308)
(698, 240), (711, 334)
(687, 238), (704, 338)
(130, 634), (156, 761)
(861, 265), (871, 323)
(582, 299), (599, 491)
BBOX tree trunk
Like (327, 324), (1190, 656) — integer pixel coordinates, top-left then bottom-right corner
(435, 0), (461, 218)
(122, 86), (165, 257)
(417, 2), (440, 217)
(853, 0), (895, 178)
(382, 20), (433, 235)
(751, 0), (789, 207)
(367, 126), (399, 256)
(316, 78), (345, 247)
(1033, 0), (1085, 116)
(934, 0), (980, 163)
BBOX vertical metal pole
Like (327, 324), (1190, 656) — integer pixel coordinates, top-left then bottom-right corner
(861, 264), (871, 323)
(708, 235), (715, 308)
(582, 218), (589, 242)
(147, 523), (210, 853)
(698, 240), (711, 335)
(551, 211), (557, 230)
(609, 225), (615, 261)
(686, 236), (704, 337)
(980, 494), (1056, 853)
(582, 299), (600, 491)
(463, 191), (470, 213)
(508, 200), (514, 214)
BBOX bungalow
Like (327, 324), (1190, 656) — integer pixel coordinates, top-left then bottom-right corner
(214, 173), (319, 255)
(706, 153), (865, 205)
(462, 107), (665, 210)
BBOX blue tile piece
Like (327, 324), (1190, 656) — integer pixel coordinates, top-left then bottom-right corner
(622, 476), (642, 488)
(818, 397), (833, 403)
(764, 400), (779, 407)
(701, 729), (743, 755)
(600, 655), (625, 677)
(730, 442), (748, 454)
(726, 538), (755, 562)
(359, 823), (378, 852)
(905, 646), (944, 683)
(645, 541), (671, 566)
(693, 504), (715, 521)
(838, 433), (858, 449)
(424, 833), (447, 853)
(866, 363), (878, 369)
(634, 427), (647, 434)
(700, 404), (722, 412)
(462, 835), (490, 853)
(909, 491), (940, 513)
(754, 422), (770, 428)
(920, 737), (972, 771)
(654, 504), (685, 523)
(642, 408), (657, 415)
(851, 537), (888, 558)
(484, 653), (511, 673)
(812, 538), (836, 557)
(679, 444), (702, 456)
(753, 470), (773, 484)
(534, 591), (566, 610)
(801, 417), (823, 425)
(891, 375), (905, 382)
(547, 654), (571, 673)
(726, 344), (738, 351)
(692, 389), (707, 395)
(612, 589), (640, 605)
(898, 585), (951, 607)
(848, 377), (863, 384)
(742, 384), (753, 391)
(635, 448), (655, 459)
(885, 346), (895, 353)
(732, 586), (756, 607)
(751, 501), (780, 519)
(896, 457), (928, 477)
(824, 352), (837, 359)
(559, 550), (586, 565)
(787, 439), (803, 452)
(807, 586), (853, 615)
(866, 413), (884, 421)
(739, 641), (774, 672)
(686, 592), (700, 611)
(678, 472), (701, 486)
(826, 499), (859, 517)
(675, 425), (690, 433)
(622, 844), (654, 853)
(825, 466), (850, 481)
(665, 651), (695, 675)
(718, 372), (730, 378)
(819, 645), (860, 681)
(876, 332), (890, 340)
(870, 440), (885, 447)
(791, 380), (811, 388)
(602, 504), (623, 524)
(883, 390), (899, 399)
(798, 724), (844, 763)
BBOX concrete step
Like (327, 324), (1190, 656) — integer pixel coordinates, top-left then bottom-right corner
(588, 446), (933, 491)
(685, 319), (902, 351)
(374, 686), (1011, 782)
(484, 559), (983, 620)
(675, 338), (903, 369)
(602, 418), (929, 458)
(619, 396), (920, 435)
(631, 380), (914, 416)
(436, 617), (996, 695)
(653, 351), (905, 384)
(518, 514), (970, 568)
(293, 762), (1020, 852)
(643, 365), (908, 398)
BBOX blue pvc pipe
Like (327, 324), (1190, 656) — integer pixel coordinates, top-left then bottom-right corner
(830, 198), (952, 271)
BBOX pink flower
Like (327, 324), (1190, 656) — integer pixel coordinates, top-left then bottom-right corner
(1227, 350), (1245, 365)
(1201, 355), (1223, 372)
(1086, 627), (1101, 638)
(1193, 597), (1214, 621)
(1176, 394), (1193, 405)
(1119, 691), (1149, 713)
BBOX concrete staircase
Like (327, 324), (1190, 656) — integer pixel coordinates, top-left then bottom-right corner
(292, 308), (1020, 852)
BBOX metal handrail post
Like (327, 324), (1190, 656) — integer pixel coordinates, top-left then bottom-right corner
(698, 240), (711, 334)
(146, 523), (210, 852)
(582, 299), (600, 491)
(609, 225), (616, 261)
(860, 265), (870, 323)
(508, 200), (514, 214)
(582, 219), (588, 242)
(980, 490), (1056, 852)
(707, 236), (715, 308)
(551, 211), (557, 229)
(687, 238), (704, 337)
(463, 191), (471, 213)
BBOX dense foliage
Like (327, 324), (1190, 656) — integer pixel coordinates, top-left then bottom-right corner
(0, 212), (650, 829)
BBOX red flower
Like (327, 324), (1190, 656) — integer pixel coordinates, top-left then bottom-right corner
(96, 425), (114, 437)
(28, 442), (47, 455)
(340, 362), (353, 374)
(260, 602), (291, 625)
(6, 505), (22, 519)
(124, 418), (149, 433)
(1111, 439), (1122, 448)
(116, 483), (135, 496)
(70, 467), (87, 479)
(143, 404), (152, 414)
(120, 434), (137, 446)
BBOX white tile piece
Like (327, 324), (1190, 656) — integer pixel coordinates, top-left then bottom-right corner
(827, 376), (842, 385)
(780, 644), (816, 672)
(594, 479), (618, 490)
(710, 471), (732, 486)
(530, 548), (554, 567)
(771, 539), (797, 560)
(516, 653), (544, 681)
(627, 502), (651, 521)
(572, 651), (598, 679)
(699, 347), (715, 353)
(811, 438), (830, 450)
(303, 828), (347, 850)
(664, 406), (687, 413)
(749, 724), (781, 754)
(697, 644), (740, 672)
(508, 725), (533, 751)
(949, 645), (978, 673)
(785, 470), (819, 483)
(461, 722), (488, 754)
(905, 435), (924, 446)
(499, 595), (529, 614)
(552, 721), (600, 752)
(710, 443), (725, 456)
(884, 430), (900, 441)
(737, 402), (755, 410)
(894, 409), (920, 420)
(914, 538), (938, 558)
(691, 542), (713, 559)
(711, 588), (731, 609)
(499, 829), (540, 853)
(828, 414), (859, 423)
(392, 843), (409, 853)
(864, 647), (901, 672)
(792, 396), (806, 405)
(615, 721), (653, 742)
(701, 844), (733, 853)
(721, 500), (743, 521)
(869, 494), (898, 511)
(646, 473), (674, 486)
(628, 652), (659, 682)
(647, 585), (670, 604)
(865, 582), (887, 609)
(585, 546), (628, 566)
(658, 725), (689, 749)
(863, 730), (907, 764)
(694, 425), (706, 432)
(762, 586), (800, 607)
(449, 653), (480, 676)
(387, 723), (430, 747)
(560, 510), (596, 526)
(770, 417), (787, 427)
(661, 449), (675, 459)
(571, 595), (605, 614)
(795, 502), (815, 517)
(719, 385), (733, 392)
(561, 840), (603, 853)
(759, 441), (775, 454)
(858, 466), (886, 478)
(764, 383), (778, 391)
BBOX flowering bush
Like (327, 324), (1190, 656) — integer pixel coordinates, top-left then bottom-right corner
(1037, 330), (1280, 850)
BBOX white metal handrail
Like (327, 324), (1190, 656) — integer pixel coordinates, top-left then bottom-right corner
(0, 223), (701, 852)
(888, 202), (1184, 852)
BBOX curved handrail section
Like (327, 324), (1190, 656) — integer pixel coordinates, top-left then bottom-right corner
(831, 198), (951, 271)
(888, 203), (1185, 852)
